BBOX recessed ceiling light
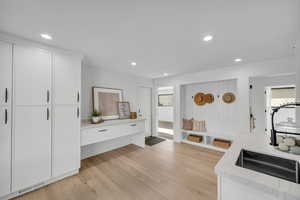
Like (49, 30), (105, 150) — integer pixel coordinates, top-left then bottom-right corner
(234, 58), (242, 62)
(130, 62), (137, 66)
(163, 73), (168, 76)
(203, 35), (213, 42)
(40, 33), (52, 40)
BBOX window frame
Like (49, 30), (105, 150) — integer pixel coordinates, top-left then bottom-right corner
(158, 94), (173, 107)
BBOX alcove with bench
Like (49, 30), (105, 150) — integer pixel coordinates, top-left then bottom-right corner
(181, 79), (237, 152)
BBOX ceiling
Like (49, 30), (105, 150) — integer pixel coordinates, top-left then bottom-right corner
(0, 0), (299, 78)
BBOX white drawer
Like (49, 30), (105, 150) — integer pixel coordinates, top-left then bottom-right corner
(119, 122), (144, 136)
(81, 125), (119, 146)
(81, 121), (145, 146)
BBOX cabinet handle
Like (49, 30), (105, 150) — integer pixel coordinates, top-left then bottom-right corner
(77, 107), (80, 118)
(77, 92), (80, 103)
(5, 109), (8, 124)
(130, 124), (137, 127)
(47, 108), (50, 120)
(98, 129), (107, 132)
(47, 90), (50, 103)
(5, 88), (8, 103)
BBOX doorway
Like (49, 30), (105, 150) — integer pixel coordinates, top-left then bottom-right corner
(249, 74), (296, 135)
(157, 87), (174, 140)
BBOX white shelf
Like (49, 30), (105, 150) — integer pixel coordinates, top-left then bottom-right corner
(181, 139), (227, 152)
(181, 129), (235, 141)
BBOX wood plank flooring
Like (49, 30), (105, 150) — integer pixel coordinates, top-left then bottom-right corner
(14, 140), (223, 200)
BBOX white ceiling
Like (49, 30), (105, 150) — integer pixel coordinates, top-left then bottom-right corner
(0, 0), (299, 78)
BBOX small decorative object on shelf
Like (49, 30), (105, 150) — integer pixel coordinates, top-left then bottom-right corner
(91, 110), (103, 124)
(194, 92), (206, 105)
(117, 101), (131, 119)
(183, 118), (193, 130)
(204, 93), (214, 104)
(187, 135), (203, 143)
(193, 120), (206, 132)
(213, 139), (231, 149)
(130, 112), (137, 119)
(222, 92), (235, 104)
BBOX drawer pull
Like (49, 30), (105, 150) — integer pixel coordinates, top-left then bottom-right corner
(130, 124), (137, 127)
(98, 129), (107, 132)
(5, 88), (8, 103)
(5, 109), (8, 124)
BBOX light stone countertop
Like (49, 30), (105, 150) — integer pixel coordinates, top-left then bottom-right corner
(81, 118), (146, 130)
(215, 133), (300, 199)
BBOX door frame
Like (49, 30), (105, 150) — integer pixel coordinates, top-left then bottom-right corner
(137, 86), (153, 137)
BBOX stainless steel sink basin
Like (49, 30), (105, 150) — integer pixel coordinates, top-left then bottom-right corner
(236, 149), (300, 183)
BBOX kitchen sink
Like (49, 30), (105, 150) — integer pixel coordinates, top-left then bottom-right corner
(236, 149), (300, 184)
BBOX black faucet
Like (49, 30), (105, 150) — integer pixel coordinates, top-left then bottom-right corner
(270, 102), (300, 146)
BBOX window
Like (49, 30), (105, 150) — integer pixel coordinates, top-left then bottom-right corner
(158, 94), (173, 106)
(271, 87), (296, 108)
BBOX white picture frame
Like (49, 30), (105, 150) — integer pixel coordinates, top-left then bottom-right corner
(92, 87), (123, 120)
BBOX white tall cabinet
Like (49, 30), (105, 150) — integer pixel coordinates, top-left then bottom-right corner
(52, 52), (81, 177)
(0, 38), (82, 199)
(0, 41), (12, 197)
(13, 45), (52, 191)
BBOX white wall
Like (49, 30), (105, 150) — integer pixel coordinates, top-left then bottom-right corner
(182, 79), (237, 134)
(154, 57), (297, 142)
(296, 38), (300, 126)
(81, 63), (153, 119)
(249, 74), (296, 134)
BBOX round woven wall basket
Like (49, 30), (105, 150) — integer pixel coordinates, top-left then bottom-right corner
(204, 93), (214, 104)
(222, 92), (235, 104)
(194, 93), (206, 106)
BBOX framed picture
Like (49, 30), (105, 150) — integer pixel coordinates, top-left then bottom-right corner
(117, 101), (131, 119)
(92, 87), (123, 120)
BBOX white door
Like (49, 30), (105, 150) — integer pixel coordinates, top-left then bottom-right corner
(13, 106), (51, 191)
(14, 45), (51, 106)
(0, 41), (12, 106)
(53, 52), (81, 105)
(53, 106), (80, 177)
(137, 87), (152, 137)
(0, 106), (11, 196)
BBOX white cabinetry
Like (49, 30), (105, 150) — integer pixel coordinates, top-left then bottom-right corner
(81, 119), (145, 159)
(0, 41), (12, 197)
(0, 107), (11, 196)
(52, 52), (81, 177)
(53, 52), (81, 105)
(13, 45), (52, 192)
(13, 106), (51, 191)
(14, 46), (52, 106)
(53, 106), (80, 177)
(0, 41), (12, 106)
(0, 38), (82, 199)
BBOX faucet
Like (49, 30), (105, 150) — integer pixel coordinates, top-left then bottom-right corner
(270, 102), (300, 146)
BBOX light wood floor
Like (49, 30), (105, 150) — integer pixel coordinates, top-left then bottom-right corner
(14, 140), (223, 200)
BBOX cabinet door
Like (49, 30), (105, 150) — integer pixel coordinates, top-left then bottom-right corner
(53, 106), (80, 177)
(13, 106), (51, 191)
(14, 46), (51, 106)
(0, 42), (12, 106)
(0, 106), (11, 196)
(53, 53), (81, 105)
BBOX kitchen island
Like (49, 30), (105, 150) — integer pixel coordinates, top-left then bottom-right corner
(215, 133), (300, 200)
